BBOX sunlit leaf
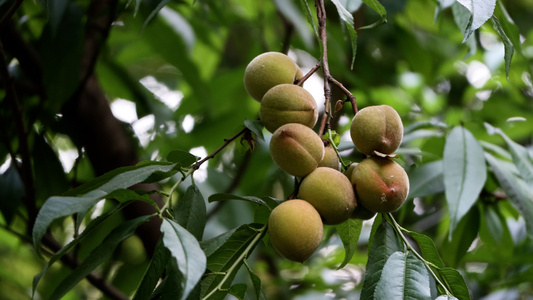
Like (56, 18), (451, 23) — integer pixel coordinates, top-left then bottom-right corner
(167, 149), (198, 167)
(457, 0), (497, 41)
(161, 219), (207, 300)
(361, 0), (387, 26)
(405, 230), (445, 269)
(443, 126), (487, 238)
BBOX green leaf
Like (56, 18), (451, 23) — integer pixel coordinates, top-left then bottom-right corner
(486, 123), (533, 185)
(330, 0), (358, 68)
(406, 230), (445, 269)
(106, 188), (159, 207)
(374, 251), (432, 300)
(63, 161), (178, 196)
(361, 0), (387, 24)
(457, 0), (497, 41)
(167, 149), (199, 166)
(490, 16), (514, 80)
(228, 284), (247, 300)
(298, 0), (319, 39)
(336, 218), (363, 269)
(200, 227), (239, 257)
(208, 193), (281, 210)
(441, 208), (479, 267)
(132, 238), (171, 300)
(407, 160), (445, 199)
(245, 260), (266, 300)
(49, 215), (152, 300)
(161, 219), (207, 300)
(32, 202), (129, 297)
(139, 0), (171, 34)
(0, 165), (24, 225)
(176, 185), (206, 240)
(485, 153), (533, 238)
(360, 219), (404, 299)
(244, 119), (264, 141)
(200, 224), (266, 300)
(438, 267), (471, 300)
(33, 162), (178, 256)
(32, 189), (106, 257)
(443, 126), (487, 239)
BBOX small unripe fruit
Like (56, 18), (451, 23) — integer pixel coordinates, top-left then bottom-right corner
(317, 145), (341, 171)
(244, 52), (303, 102)
(298, 167), (357, 225)
(350, 156), (409, 213)
(260, 84), (318, 133)
(344, 162), (358, 180)
(268, 200), (323, 263)
(350, 105), (403, 155)
(270, 123), (324, 177)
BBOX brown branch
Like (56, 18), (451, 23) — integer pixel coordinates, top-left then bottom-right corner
(328, 75), (358, 115)
(192, 127), (250, 171)
(316, 0), (332, 137)
(295, 60), (322, 86)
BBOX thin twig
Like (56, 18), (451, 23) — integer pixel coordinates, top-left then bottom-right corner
(192, 127), (250, 171)
(328, 75), (358, 115)
(316, 0), (332, 137)
(296, 60), (322, 86)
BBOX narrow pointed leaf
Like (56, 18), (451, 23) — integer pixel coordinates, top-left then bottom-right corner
(438, 267), (471, 300)
(133, 238), (171, 300)
(485, 153), (533, 238)
(360, 220), (404, 299)
(200, 224), (266, 300)
(176, 185), (206, 240)
(33, 202), (129, 296)
(330, 0), (358, 68)
(444, 126), (487, 238)
(457, 0), (497, 41)
(245, 260), (266, 300)
(244, 119), (264, 141)
(336, 218), (363, 269)
(167, 149), (198, 166)
(374, 251), (432, 300)
(161, 219), (207, 300)
(490, 16), (514, 80)
(49, 215), (152, 300)
(406, 230), (445, 269)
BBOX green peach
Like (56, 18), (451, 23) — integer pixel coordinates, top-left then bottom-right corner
(298, 167), (357, 225)
(350, 105), (403, 155)
(350, 156), (409, 213)
(268, 199), (323, 263)
(260, 84), (318, 133)
(244, 52), (303, 102)
(317, 145), (341, 171)
(269, 123), (324, 177)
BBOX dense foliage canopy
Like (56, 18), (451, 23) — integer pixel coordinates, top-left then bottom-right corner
(1, 0), (533, 299)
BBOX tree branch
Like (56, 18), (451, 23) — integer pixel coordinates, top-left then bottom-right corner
(316, 0), (333, 137)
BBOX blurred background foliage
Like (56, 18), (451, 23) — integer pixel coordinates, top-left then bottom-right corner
(1, 0), (533, 299)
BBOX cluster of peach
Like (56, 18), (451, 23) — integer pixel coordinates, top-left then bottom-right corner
(244, 52), (409, 263)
